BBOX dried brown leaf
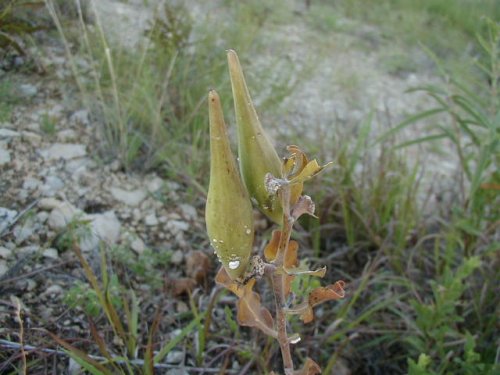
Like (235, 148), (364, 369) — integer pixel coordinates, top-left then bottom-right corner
(283, 240), (299, 297)
(237, 279), (278, 338)
(215, 267), (243, 297)
(185, 250), (211, 284)
(293, 358), (322, 375)
(291, 195), (317, 220)
(300, 281), (346, 323)
(171, 277), (197, 296)
(264, 230), (282, 262)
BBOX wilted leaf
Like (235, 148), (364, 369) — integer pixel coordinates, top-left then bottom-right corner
(301, 281), (346, 323)
(215, 267), (243, 297)
(186, 250), (211, 284)
(171, 277), (197, 296)
(283, 240), (299, 297)
(293, 358), (322, 375)
(291, 195), (316, 220)
(264, 230), (282, 262)
(289, 159), (333, 184)
(237, 279), (278, 338)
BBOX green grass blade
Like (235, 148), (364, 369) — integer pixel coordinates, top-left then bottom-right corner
(153, 312), (205, 364)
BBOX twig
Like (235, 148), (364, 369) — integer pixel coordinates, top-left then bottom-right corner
(272, 183), (295, 374)
(14, 299), (27, 375)
(0, 339), (239, 374)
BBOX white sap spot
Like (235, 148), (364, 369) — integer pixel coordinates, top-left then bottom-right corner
(245, 228), (252, 235)
(290, 335), (301, 344)
(228, 260), (240, 270)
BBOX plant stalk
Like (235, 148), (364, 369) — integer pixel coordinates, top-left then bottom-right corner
(272, 184), (295, 374)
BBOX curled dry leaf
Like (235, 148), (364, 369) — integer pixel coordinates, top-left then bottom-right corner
(215, 266), (242, 296)
(170, 277), (197, 297)
(293, 357), (322, 375)
(237, 279), (278, 338)
(185, 250), (211, 284)
(301, 280), (346, 324)
(216, 267), (277, 337)
(291, 195), (317, 220)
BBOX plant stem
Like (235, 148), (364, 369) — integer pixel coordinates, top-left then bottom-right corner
(272, 184), (295, 374)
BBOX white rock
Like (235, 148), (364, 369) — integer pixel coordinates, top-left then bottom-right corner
(109, 187), (147, 206)
(23, 177), (42, 190)
(80, 211), (121, 252)
(18, 245), (40, 255)
(37, 211), (49, 223)
(21, 131), (42, 143)
(48, 202), (82, 229)
(57, 129), (78, 142)
(0, 147), (10, 165)
(179, 204), (197, 221)
(166, 350), (184, 364)
(0, 128), (20, 138)
(44, 284), (64, 296)
(0, 207), (17, 233)
(130, 237), (145, 254)
(166, 220), (189, 235)
(41, 175), (65, 196)
(13, 220), (36, 243)
(0, 260), (7, 277)
(40, 143), (87, 160)
(0, 246), (12, 258)
(144, 212), (158, 226)
(70, 109), (90, 126)
(43, 248), (59, 259)
(146, 176), (163, 193)
(18, 83), (37, 97)
(38, 198), (62, 210)
(170, 249), (184, 265)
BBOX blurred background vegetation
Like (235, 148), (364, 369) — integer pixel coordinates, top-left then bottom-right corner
(1, 0), (498, 374)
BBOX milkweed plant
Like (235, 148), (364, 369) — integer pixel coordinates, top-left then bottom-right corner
(205, 50), (346, 375)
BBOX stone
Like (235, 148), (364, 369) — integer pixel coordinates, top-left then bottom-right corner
(48, 202), (82, 229)
(44, 284), (64, 296)
(166, 350), (184, 364)
(146, 176), (163, 193)
(0, 260), (7, 277)
(40, 143), (87, 160)
(0, 246), (12, 258)
(144, 212), (159, 226)
(18, 83), (38, 97)
(80, 211), (121, 252)
(0, 207), (17, 233)
(130, 237), (145, 254)
(22, 177), (42, 191)
(109, 187), (147, 206)
(0, 128), (20, 138)
(179, 204), (197, 221)
(0, 146), (10, 165)
(41, 175), (65, 196)
(70, 109), (90, 127)
(38, 198), (62, 210)
(21, 131), (42, 144)
(43, 248), (59, 259)
(13, 220), (36, 243)
(18, 245), (40, 255)
(57, 129), (78, 142)
(166, 220), (189, 235)
(170, 249), (184, 265)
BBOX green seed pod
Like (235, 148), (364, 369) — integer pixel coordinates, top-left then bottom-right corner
(227, 49), (283, 225)
(206, 90), (254, 280)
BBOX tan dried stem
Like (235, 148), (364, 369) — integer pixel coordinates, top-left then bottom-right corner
(271, 183), (295, 374)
